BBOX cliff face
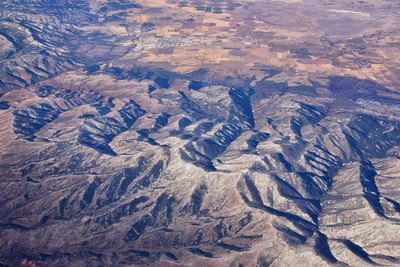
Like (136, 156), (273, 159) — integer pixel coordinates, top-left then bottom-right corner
(1, 0), (400, 266)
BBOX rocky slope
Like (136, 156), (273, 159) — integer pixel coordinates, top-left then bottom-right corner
(0, 0), (400, 266)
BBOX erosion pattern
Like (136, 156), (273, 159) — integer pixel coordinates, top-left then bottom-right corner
(1, 0), (400, 266)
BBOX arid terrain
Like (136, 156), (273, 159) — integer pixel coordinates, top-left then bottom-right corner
(1, 0), (400, 266)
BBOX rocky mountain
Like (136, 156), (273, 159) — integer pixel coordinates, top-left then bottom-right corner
(0, 0), (400, 266)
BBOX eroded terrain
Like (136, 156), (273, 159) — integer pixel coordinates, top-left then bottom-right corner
(1, 0), (400, 266)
